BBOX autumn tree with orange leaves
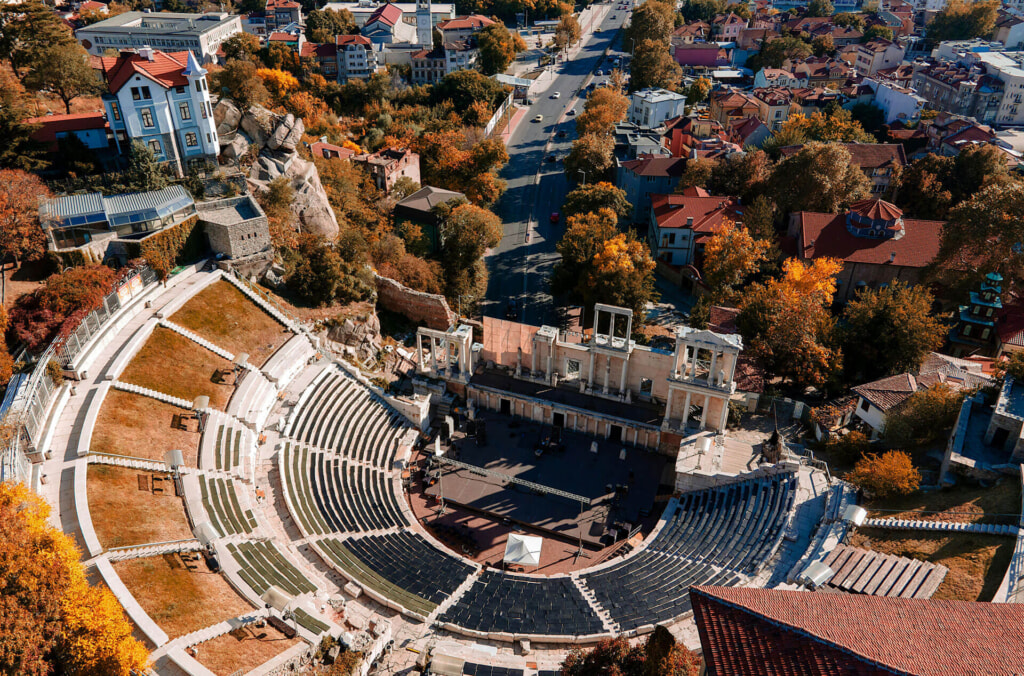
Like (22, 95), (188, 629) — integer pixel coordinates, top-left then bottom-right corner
(847, 450), (921, 498)
(0, 169), (49, 303)
(737, 258), (844, 389)
(0, 481), (150, 675)
(413, 131), (508, 206)
(701, 220), (771, 303)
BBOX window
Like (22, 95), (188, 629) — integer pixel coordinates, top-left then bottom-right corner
(110, 101), (121, 121)
(131, 86), (141, 101)
(639, 377), (653, 395)
(963, 324), (972, 337)
(140, 107), (154, 128)
(148, 139), (161, 154)
(179, 102), (191, 120)
(564, 358), (581, 381)
(175, 85), (186, 94)
(141, 86), (151, 99)
(860, 398), (870, 412)
(185, 132), (198, 147)
(201, 101), (208, 119)
(981, 328), (990, 340)
(195, 80), (202, 92)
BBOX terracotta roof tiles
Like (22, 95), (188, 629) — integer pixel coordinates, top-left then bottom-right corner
(100, 50), (191, 93)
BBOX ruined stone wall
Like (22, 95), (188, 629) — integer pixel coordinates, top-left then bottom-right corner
(374, 273), (455, 331)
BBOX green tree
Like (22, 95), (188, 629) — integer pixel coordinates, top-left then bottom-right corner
(220, 31), (261, 62)
(23, 42), (98, 114)
(840, 282), (944, 383)
(811, 33), (835, 57)
(555, 13), (581, 49)
(679, 0), (725, 23)
(674, 157), (716, 192)
(305, 8), (357, 42)
(833, 12), (865, 29)
(438, 203), (503, 305)
(807, 0), (834, 16)
(0, 70), (47, 171)
(477, 21), (523, 75)
(431, 69), (509, 114)
(996, 351), (1024, 383)
(625, 0), (676, 46)
(744, 194), (777, 241)
(895, 144), (1009, 220)
(706, 150), (772, 203)
(0, 0), (76, 80)
(124, 141), (169, 193)
(575, 86), (629, 136)
(937, 182), (1024, 293)
(926, 0), (999, 45)
(562, 182), (631, 222)
(564, 134), (615, 184)
(284, 234), (369, 306)
(629, 37), (682, 91)
(769, 141), (871, 214)
(862, 24), (894, 42)
(883, 384), (965, 447)
(747, 36), (812, 71)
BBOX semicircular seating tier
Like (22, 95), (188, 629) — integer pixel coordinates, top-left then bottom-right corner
(284, 366), (409, 468)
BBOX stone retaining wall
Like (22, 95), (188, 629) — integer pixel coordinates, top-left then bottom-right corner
(374, 273), (454, 331)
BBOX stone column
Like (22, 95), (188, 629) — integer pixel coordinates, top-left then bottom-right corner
(546, 344), (553, 380)
(727, 352), (737, 384)
(431, 336), (439, 373)
(663, 388), (674, 424)
(588, 351), (596, 388)
(718, 398), (729, 431)
(531, 343), (537, 375)
(603, 358), (611, 394)
(682, 391), (692, 429)
(619, 357), (629, 396)
(700, 394), (710, 429)
(708, 350), (717, 386)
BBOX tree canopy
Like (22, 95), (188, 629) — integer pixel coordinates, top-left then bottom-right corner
(839, 282), (944, 383)
(926, 0), (999, 45)
(477, 21), (526, 75)
(561, 626), (700, 676)
(305, 8), (357, 42)
(0, 481), (150, 675)
(575, 86), (629, 136)
(769, 141), (871, 214)
(629, 37), (682, 92)
(702, 221), (772, 303)
(564, 134), (615, 184)
(562, 182), (631, 223)
(846, 451), (921, 498)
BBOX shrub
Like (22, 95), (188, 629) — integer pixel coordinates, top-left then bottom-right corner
(846, 450), (921, 498)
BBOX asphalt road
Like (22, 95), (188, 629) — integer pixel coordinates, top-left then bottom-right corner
(483, 3), (631, 327)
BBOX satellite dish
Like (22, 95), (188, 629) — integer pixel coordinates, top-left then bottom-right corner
(193, 395), (210, 411)
(164, 449), (184, 469)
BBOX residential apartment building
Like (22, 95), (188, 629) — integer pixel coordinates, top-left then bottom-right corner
(751, 87), (791, 130)
(628, 88), (687, 128)
(351, 147), (420, 192)
(76, 11), (241, 62)
(710, 12), (746, 41)
(784, 57), (853, 88)
(323, 0), (454, 29)
(265, 0), (302, 32)
(437, 14), (493, 42)
(647, 188), (741, 268)
(752, 67), (799, 88)
(336, 34), (379, 81)
(410, 40), (476, 84)
(852, 38), (905, 76)
(100, 48), (219, 175)
(615, 155), (686, 224)
(361, 3), (416, 44)
(708, 89), (759, 127)
(868, 78), (925, 124)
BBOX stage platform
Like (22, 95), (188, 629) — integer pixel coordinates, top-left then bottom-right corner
(424, 414), (671, 547)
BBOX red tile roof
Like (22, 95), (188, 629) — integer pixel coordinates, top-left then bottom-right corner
(366, 2), (402, 27)
(268, 31), (298, 41)
(335, 34), (370, 46)
(848, 198), (903, 222)
(437, 14), (494, 30)
(651, 192), (741, 239)
(619, 156), (687, 178)
(79, 1), (107, 10)
(301, 42), (337, 57)
(310, 141), (355, 160)
(100, 50), (191, 93)
(997, 299), (1024, 348)
(26, 112), (108, 151)
(795, 210), (943, 268)
(778, 143), (907, 171)
(692, 585), (1024, 676)
(266, 0), (300, 8)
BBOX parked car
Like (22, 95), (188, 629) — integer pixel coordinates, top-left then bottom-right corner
(533, 114), (543, 122)
(596, 69), (603, 76)
(567, 109), (576, 115)
(551, 91), (561, 99)
(550, 211), (560, 223)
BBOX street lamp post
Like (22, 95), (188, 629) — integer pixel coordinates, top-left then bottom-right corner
(628, 37), (635, 55)
(578, 169), (586, 185)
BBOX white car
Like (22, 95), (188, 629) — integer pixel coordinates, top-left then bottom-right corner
(551, 92), (561, 99)
(533, 114), (544, 122)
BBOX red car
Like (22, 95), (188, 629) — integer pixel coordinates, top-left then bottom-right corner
(550, 212), (560, 224)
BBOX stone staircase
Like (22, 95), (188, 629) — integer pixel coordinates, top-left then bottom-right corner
(106, 538), (203, 561)
(863, 518), (1020, 536)
(112, 380), (193, 409)
(572, 576), (617, 635)
(87, 452), (169, 472)
(174, 611), (266, 649)
(223, 272), (295, 330)
(158, 319), (235, 361)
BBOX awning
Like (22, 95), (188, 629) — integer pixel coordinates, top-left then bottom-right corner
(503, 533), (543, 567)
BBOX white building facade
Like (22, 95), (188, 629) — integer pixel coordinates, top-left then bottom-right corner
(76, 11), (241, 62)
(102, 49), (219, 175)
(628, 88), (688, 127)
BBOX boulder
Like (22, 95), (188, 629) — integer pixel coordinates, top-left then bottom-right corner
(221, 134), (249, 160)
(291, 159), (339, 239)
(267, 113), (304, 152)
(240, 105), (277, 147)
(213, 99), (242, 135)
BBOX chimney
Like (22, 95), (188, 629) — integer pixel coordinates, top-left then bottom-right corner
(890, 252), (896, 263)
(686, 216), (694, 226)
(138, 45), (155, 61)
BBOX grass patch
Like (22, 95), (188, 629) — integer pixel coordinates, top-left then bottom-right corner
(87, 465), (193, 549)
(849, 529), (1014, 602)
(120, 327), (235, 409)
(171, 281), (291, 367)
(92, 389), (200, 465)
(863, 479), (1021, 525)
(195, 622), (302, 675)
(114, 554), (253, 640)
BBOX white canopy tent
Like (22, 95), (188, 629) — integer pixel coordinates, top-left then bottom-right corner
(503, 533), (543, 567)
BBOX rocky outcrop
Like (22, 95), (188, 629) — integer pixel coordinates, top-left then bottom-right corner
(327, 313), (382, 365)
(214, 101), (339, 240)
